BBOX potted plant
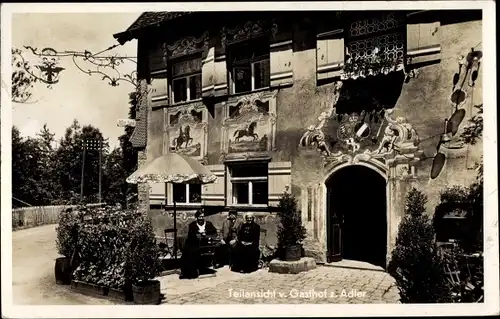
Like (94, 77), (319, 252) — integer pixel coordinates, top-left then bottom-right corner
(126, 215), (162, 305)
(276, 190), (307, 261)
(55, 206), (82, 284)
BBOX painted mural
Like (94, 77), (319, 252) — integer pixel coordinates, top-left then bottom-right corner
(165, 103), (208, 161)
(221, 91), (277, 159)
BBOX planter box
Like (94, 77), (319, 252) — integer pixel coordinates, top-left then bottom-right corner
(70, 280), (128, 302)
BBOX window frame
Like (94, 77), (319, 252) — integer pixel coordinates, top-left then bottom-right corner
(169, 54), (203, 105)
(172, 183), (202, 205)
(228, 37), (271, 95)
(228, 163), (269, 207)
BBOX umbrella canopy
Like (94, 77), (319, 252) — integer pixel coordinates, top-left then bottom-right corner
(126, 153), (217, 184)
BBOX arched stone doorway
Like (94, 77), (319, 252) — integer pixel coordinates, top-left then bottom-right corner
(326, 164), (388, 268)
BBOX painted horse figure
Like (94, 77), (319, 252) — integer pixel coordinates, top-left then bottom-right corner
(172, 126), (193, 150)
(234, 121), (258, 143)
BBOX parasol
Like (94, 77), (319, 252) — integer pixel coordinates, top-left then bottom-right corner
(126, 153), (217, 259)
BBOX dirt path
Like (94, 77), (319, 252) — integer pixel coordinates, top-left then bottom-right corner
(12, 224), (114, 305)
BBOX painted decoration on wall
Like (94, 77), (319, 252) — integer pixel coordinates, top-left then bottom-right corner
(165, 101), (208, 162)
(300, 81), (422, 178)
(220, 91), (277, 161)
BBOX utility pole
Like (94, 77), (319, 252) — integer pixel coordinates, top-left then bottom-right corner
(80, 142), (86, 203)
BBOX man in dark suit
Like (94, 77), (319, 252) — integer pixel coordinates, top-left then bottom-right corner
(179, 209), (217, 279)
(232, 213), (261, 273)
(215, 208), (242, 268)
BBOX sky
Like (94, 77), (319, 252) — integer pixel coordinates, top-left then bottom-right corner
(12, 13), (140, 149)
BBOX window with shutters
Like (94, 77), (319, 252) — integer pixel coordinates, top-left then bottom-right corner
(171, 55), (202, 104)
(343, 12), (405, 78)
(228, 162), (268, 206)
(173, 183), (202, 204)
(228, 37), (270, 94)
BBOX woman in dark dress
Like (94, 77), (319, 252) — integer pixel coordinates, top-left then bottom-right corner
(179, 209), (217, 279)
(232, 213), (261, 273)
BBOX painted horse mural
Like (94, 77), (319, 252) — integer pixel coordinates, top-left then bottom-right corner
(172, 125), (193, 150)
(233, 121), (258, 142)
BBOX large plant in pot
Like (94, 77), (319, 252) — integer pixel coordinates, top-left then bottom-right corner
(276, 190), (307, 261)
(126, 215), (162, 305)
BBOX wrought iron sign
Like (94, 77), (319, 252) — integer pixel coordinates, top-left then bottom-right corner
(14, 45), (138, 89)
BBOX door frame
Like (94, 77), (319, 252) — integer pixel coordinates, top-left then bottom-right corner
(323, 161), (390, 264)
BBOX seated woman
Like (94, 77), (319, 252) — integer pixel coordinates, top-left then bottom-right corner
(179, 209), (217, 279)
(232, 213), (261, 273)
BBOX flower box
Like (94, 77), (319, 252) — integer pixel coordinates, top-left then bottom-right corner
(70, 280), (128, 302)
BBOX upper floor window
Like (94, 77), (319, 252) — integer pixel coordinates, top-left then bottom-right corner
(229, 162), (268, 206)
(171, 56), (202, 104)
(173, 183), (202, 204)
(228, 37), (270, 94)
(345, 12), (405, 73)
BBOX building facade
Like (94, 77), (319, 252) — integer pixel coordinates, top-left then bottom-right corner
(114, 10), (483, 267)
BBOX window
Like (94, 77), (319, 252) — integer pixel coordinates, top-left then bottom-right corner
(229, 163), (268, 206)
(171, 56), (202, 104)
(229, 37), (270, 94)
(345, 12), (405, 67)
(172, 184), (202, 204)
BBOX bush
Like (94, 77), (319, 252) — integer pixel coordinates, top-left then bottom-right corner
(388, 188), (451, 303)
(71, 207), (160, 290)
(55, 206), (83, 258)
(126, 215), (162, 285)
(276, 191), (307, 249)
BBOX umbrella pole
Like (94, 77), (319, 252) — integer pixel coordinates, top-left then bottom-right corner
(173, 199), (177, 260)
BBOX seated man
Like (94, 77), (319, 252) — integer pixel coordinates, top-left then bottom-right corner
(232, 213), (261, 273)
(215, 208), (242, 268)
(179, 209), (217, 279)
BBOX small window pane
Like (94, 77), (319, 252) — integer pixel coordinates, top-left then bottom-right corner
(254, 59), (270, 89)
(173, 184), (187, 203)
(253, 181), (268, 205)
(189, 184), (202, 203)
(233, 182), (249, 204)
(173, 78), (187, 103)
(233, 66), (252, 93)
(189, 74), (201, 100)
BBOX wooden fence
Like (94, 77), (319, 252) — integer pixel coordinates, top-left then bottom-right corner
(12, 203), (106, 230)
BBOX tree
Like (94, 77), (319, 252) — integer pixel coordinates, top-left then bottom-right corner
(460, 104), (483, 145)
(388, 188), (451, 303)
(276, 190), (307, 259)
(11, 48), (37, 104)
(52, 120), (109, 204)
(117, 91), (139, 206)
(103, 147), (128, 206)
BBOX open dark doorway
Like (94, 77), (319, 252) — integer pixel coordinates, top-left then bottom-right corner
(326, 165), (387, 268)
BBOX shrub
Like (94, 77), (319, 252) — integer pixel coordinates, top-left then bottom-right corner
(55, 206), (82, 258)
(276, 190), (307, 249)
(125, 215), (162, 285)
(71, 207), (160, 290)
(388, 188), (451, 303)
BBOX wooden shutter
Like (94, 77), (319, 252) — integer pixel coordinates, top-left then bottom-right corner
(268, 161), (292, 207)
(214, 48), (228, 97)
(149, 46), (169, 108)
(406, 12), (441, 65)
(316, 29), (345, 81)
(270, 39), (293, 88)
(201, 46), (215, 98)
(201, 164), (225, 206)
(149, 183), (167, 206)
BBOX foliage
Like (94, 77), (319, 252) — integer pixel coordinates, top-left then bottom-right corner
(11, 48), (37, 103)
(125, 215), (162, 284)
(276, 191), (307, 250)
(460, 104), (483, 145)
(72, 207), (159, 289)
(55, 207), (83, 258)
(388, 188), (451, 303)
(343, 52), (403, 79)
